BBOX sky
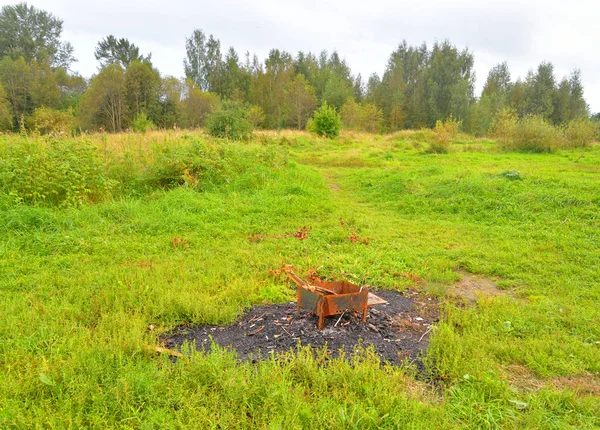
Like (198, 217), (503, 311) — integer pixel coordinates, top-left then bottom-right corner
(4, 0), (600, 112)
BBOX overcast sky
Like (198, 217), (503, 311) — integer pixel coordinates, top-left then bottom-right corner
(5, 0), (600, 112)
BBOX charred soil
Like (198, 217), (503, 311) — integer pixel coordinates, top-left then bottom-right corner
(164, 290), (438, 366)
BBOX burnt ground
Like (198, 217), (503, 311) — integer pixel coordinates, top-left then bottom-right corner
(163, 290), (438, 366)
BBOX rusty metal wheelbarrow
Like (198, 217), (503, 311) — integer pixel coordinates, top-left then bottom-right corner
(285, 266), (369, 330)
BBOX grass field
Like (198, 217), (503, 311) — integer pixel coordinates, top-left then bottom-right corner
(1, 130), (599, 428)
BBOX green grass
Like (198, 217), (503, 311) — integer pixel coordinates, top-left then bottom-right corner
(1, 131), (599, 428)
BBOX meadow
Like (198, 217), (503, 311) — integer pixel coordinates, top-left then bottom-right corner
(0, 130), (599, 428)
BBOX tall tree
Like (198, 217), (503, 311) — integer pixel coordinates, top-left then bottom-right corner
(0, 57), (33, 127)
(524, 62), (556, 118)
(124, 60), (160, 119)
(180, 80), (220, 128)
(155, 76), (182, 128)
(0, 82), (12, 130)
(54, 67), (87, 109)
(285, 74), (317, 129)
(205, 35), (223, 94)
(95, 36), (150, 69)
(0, 2), (75, 69)
(78, 64), (127, 132)
(426, 41), (474, 124)
(251, 49), (294, 128)
(30, 60), (60, 108)
(551, 78), (571, 125)
(183, 29), (208, 90)
(568, 69), (588, 119)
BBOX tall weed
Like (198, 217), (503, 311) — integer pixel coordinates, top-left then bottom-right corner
(0, 137), (116, 207)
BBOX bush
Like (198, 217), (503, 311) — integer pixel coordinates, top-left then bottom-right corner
(341, 100), (383, 133)
(309, 103), (341, 138)
(246, 105), (266, 129)
(27, 107), (74, 135)
(490, 109), (518, 147)
(564, 119), (597, 148)
(131, 112), (155, 133)
(206, 101), (253, 140)
(0, 138), (115, 207)
(142, 139), (287, 190)
(511, 116), (562, 153)
(428, 116), (461, 153)
(492, 111), (564, 153)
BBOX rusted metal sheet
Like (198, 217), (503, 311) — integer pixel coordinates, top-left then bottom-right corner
(285, 266), (369, 330)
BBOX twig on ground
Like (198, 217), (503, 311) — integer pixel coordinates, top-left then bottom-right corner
(418, 326), (433, 343)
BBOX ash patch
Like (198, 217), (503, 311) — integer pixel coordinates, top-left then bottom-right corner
(164, 290), (438, 366)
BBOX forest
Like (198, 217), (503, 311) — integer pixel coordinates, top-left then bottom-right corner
(0, 2), (595, 137)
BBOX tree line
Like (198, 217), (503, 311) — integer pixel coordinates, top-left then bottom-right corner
(0, 2), (594, 135)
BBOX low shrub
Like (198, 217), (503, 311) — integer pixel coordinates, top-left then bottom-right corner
(308, 103), (341, 138)
(492, 111), (563, 153)
(131, 112), (155, 133)
(427, 116), (461, 153)
(27, 107), (74, 135)
(0, 137), (115, 206)
(564, 119), (597, 148)
(206, 101), (253, 140)
(142, 139), (286, 190)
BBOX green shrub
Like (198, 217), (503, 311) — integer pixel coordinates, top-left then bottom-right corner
(341, 100), (383, 133)
(246, 105), (266, 129)
(142, 139), (286, 190)
(309, 103), (341, 138)
(27, 107), (74, 135)
(427, 116), (461, 153)
(490, 108), (518, 148)
(512, 115), (563, 153)
(0, 137), (116, 207)
(206, 101), (253, 140)
(564, 119), (597, 148)
(492, 111), (563, 153)
(131, 112), (155, 133)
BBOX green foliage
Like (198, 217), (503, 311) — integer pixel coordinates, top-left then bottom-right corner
(181, 81), (220, 128)
(0, 2), (75, 68)
(0, 57), (33, 126)
(140, 138), (286, 190)
(309, 103), (341, 138)
(503, 115), (563, 153)
(77, 63), (127, 132)
(564, 119), (597, 148)
(206, 101), (253, 140)
(0, 81), (12, 130)
(95, 35), (150, 69)
(341, 99), (383, 133)
(0, 137), (115, 206)
(246, 105), (266, 128)
(27, 106), (73, 135)
(428, 116), (461, 153)
(131, 111), (155, 133)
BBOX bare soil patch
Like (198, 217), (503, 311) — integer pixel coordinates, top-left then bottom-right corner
(504, 364), (600, 396)
(450, 271), (506, 302)
(164, 290), (438, 366)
